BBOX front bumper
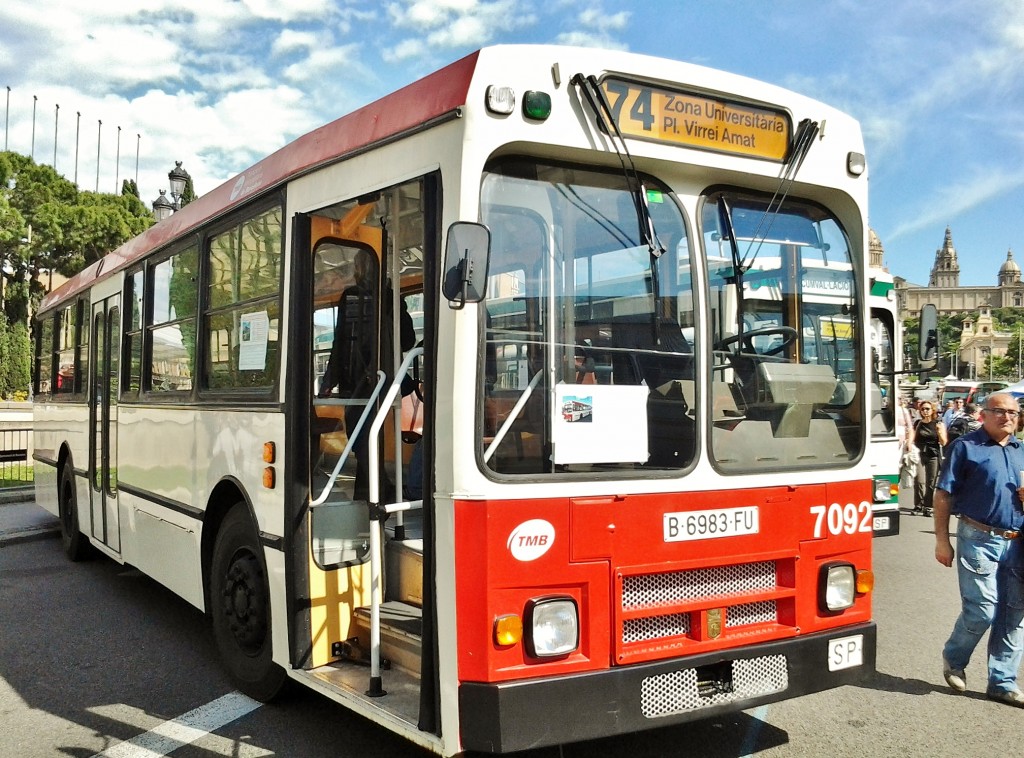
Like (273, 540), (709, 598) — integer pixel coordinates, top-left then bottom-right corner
(459, 622), (876, 753)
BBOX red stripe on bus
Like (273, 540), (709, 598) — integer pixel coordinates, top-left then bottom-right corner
(39, 50), (481, 313)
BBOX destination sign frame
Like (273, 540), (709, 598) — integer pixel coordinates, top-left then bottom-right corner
(601, 78), (792, 161)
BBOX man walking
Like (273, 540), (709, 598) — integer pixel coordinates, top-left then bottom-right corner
(934, 392), (1024, 706)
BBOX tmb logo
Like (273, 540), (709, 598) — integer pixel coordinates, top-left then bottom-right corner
(507, 519), (556, 562)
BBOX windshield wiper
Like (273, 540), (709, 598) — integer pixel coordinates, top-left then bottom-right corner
(572, 72), (667, 343)
(571, 73), (665, 258)
(738, 118), (819, 272)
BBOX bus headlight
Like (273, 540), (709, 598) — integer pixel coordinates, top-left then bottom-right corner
(872, 477), (891, 503)
(819, 562), (856, 613)
(525, 597), (579, 658)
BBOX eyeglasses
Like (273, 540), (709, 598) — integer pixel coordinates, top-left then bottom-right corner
(983, 408), (1020, 418)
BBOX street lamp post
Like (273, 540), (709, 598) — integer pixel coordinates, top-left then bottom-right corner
(152, 190), (174, 221)
(151, 161), (191, 221)
(168, 161), (190, 209)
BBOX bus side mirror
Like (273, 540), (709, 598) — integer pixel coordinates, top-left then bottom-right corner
(443, 222), (490, 309)
(919, 303), (938, 369)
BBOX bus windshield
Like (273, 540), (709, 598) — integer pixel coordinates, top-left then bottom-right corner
(480, 159), (696, 475)
(704, 192), (862, 471)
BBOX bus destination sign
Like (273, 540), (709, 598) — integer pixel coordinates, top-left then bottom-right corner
(601, 78), (791, 161)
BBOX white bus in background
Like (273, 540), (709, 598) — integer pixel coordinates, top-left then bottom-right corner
(867, 270), (901, 536)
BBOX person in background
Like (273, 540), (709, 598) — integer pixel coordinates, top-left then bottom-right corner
(934, 392), (1024, 707)
(911, 399), (924, 423)
(945, 402), (981, 451)
(913, 401), (947, 517)
(897, 398), (915, 456)
(942, 398), (962, 426)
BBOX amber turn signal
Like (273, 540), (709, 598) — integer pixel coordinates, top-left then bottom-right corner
(856, 569), (874, 594)
(494, 614), (523, 647)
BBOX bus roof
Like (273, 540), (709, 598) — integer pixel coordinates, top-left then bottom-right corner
(40, 44), (862, 315)
(38, 50), (481, 314)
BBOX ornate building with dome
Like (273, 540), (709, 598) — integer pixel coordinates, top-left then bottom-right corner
(891, 227), (1023, 375)
(894, 227), (1024, 318)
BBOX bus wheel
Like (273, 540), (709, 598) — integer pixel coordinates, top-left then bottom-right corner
(59, 465), (91, 561)
(210, 506), (286, 701)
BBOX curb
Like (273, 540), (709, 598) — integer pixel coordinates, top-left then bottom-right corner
(0, 488), (60, 546)
(0, 524), (59, 546)
(0, 486), (35, 505)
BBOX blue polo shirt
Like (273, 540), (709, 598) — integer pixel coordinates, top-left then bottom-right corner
(937, 428), (1024, 530)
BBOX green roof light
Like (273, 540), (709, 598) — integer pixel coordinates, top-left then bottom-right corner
(523, 91), (551, 121)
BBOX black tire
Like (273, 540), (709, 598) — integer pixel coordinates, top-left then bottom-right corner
(210, 506), (286, 701)
(59, 464), (92, 561)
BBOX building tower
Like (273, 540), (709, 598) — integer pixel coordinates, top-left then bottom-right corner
(928, 226), (960, 288)
(868, 228), (885, 269)
(998, 249), (1021, 286)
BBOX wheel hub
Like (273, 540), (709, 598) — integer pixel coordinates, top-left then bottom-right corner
(221, 553), (267, 653)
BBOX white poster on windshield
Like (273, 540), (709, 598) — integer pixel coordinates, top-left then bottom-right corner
(552, 384), (649, 464)
(238, 310), (270, 371)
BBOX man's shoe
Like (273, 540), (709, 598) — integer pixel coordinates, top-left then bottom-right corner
(986, 689), (1024, 707)
(943, 659), (966, 692)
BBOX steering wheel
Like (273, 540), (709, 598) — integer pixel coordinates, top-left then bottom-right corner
(714, 326), (798, 357)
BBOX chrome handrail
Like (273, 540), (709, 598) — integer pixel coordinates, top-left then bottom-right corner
(310, 371), (388, 507)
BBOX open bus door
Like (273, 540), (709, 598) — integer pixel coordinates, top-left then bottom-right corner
(296, 174), (440, 732)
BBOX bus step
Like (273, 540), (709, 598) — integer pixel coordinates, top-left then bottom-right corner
(353, 601), (422, 676)
(386, 538), (423, 606)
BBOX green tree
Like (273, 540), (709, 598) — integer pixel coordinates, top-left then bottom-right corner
(180, 174), (198, 207)
(4, 321), (31, 398)
(0, 316), (8, 396)
(991, 327), (1024, 382)
(0, 151), (154, 325)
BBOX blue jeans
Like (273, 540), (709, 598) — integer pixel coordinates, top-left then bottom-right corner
(942, 520), (1024, 693)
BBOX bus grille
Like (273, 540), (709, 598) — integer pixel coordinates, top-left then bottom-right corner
(622, 561), (777, 608)
(615, 559), (796, 664)
(640, 654), (789, 718)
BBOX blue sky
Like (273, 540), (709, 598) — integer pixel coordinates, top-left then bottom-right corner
(1, 0), (1021, 287)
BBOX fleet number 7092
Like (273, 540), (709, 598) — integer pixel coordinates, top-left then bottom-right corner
(810, 502), (873, 538)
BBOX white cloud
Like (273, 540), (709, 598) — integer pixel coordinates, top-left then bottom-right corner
(272, 29), (323, 56)
(554, 31), (628, 51)
(578, 8), (630, 32)
(385, 38), (428, 62)
(281, 44), (365, 89)
(887, 167), (1024, 242)
(385, 0), (534, 56)
(554, 3), (630, 51)
(241, 0), (335, 23)
(388, 0), (481, 29)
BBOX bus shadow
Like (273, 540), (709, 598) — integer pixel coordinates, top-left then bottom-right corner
(860, 669), (941, 696)
(534, 712), (791, 758)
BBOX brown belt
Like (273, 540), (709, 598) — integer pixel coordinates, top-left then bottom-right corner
(959, 515), (1021, 540)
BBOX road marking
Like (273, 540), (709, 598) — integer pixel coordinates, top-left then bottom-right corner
(91, 691), (262, 758)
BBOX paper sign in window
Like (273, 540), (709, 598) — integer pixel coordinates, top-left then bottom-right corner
(552, 384), (649, 464)
(238, 310), (270, 371)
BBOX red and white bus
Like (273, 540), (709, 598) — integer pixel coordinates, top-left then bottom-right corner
(33, 45), (878, 754)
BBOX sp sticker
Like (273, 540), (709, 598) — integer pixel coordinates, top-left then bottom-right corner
(507, 519), (555, 562)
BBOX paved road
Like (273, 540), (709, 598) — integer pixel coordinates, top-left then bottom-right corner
(1, 493), (1021, 757)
